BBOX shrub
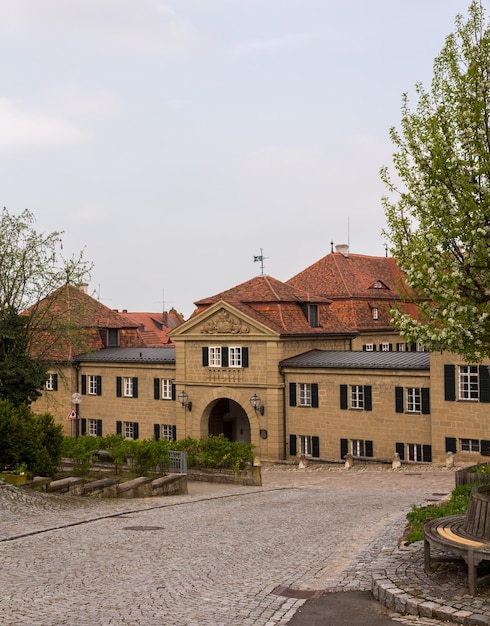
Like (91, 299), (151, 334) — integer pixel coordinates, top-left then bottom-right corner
(61, 435), (101, 476)
(171, 437), (200, 466)
(405, 483), (474, 543)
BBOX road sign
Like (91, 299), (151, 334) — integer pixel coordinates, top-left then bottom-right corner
(67, 409), (77, 420)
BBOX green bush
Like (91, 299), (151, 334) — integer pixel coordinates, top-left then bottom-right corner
(0, 400), (62, 477)
(61, 435), (101, 476)
(100, 434), (131, 474)
(128, 439), (171, 476)
(405, 484), (474, 543)
(171, 437), (199, 466)
(198, 435), (253, 471)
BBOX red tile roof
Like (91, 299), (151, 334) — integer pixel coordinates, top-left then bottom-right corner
(287, 251), (419, 333)
(122, 311), (184, 346)
(192, 275), (354, 336)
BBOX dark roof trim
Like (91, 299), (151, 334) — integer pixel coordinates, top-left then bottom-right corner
(74, 347), (176, 364)
(280, 350), (429, 370)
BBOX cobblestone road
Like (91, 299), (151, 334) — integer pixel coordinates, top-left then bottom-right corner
(0, 464), (458, 625)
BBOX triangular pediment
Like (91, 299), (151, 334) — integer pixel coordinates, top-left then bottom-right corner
(169, 301), (279, 338)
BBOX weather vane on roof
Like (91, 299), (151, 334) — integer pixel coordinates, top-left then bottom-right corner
(253, 248), (268, 275)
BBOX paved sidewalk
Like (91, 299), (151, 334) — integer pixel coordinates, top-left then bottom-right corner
(0, 463), (485, 625)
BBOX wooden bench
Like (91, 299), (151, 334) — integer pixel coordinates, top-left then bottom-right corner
(424, 484), (490, 595)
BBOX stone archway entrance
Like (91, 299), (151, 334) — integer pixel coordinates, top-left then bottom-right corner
(208, 398), (251, 443)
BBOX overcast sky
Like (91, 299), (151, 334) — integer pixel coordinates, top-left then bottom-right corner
(1, 0), (473, 317)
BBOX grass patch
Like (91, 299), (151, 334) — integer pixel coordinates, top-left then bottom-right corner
(405, 483), (474, 543)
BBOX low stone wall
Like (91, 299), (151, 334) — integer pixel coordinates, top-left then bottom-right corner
(25, 473), (188, 498)
(187, 465), (261, 486)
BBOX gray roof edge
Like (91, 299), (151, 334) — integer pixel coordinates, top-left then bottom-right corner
(74, 347), (176, 363)
(279, 350), (430, 370)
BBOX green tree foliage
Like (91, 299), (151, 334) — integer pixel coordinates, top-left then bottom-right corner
(381, 2), (490, 362)
(0, 309), (47, 405)
(0, 400), (63, 476)
(0, 208), (92, 403)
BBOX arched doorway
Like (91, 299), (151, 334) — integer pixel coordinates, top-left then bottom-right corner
(208, 398), (251, 443)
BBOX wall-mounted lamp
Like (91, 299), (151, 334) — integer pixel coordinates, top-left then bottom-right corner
(178, 390), (192, 411)
(250, 393), (264, 415)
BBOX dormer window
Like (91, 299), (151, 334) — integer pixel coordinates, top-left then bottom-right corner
(301, 303), (320, 328)
(372, 307), (378, 320)
(373, 281), (382, 288)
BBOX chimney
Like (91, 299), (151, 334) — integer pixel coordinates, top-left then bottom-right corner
(78, 282), (89, 293)
(335, 244), (349, 257)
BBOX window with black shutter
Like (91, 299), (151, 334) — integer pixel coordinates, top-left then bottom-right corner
(444, 365), (456, 401)
(311, 384), (319, 408)
(289, 434), (297, 456)
(289, 383), (297, 407)
(395, 387), (404, 413)
(312, 436), (320, 458)
(395, 442), (405, 460)
(421, 388), (430, 414)
(340, 385), (348, 410)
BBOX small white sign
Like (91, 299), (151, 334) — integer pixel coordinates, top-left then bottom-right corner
(71, 392), (82, 404)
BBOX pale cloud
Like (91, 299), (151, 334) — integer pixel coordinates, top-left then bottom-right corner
(41, 82), (127, 123)
(0, 0), (203, 56)
(229, 33), (317, 55)
(0, 98), (86, 155)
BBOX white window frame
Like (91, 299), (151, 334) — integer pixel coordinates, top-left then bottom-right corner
(123, 377), (133, 398)
(209, 346), (222, 367)
(88, 375), (98, 396)
(407, 443), (422, 461)
(459, 365), (479, 401)
(396, 343), (406, 352)
(406, 388), (421, 413)
(351, 439), (365, 457)
(45, 374), (55, 391)
(460, 438), (480, 453)
(161, 379), (172, 400)
(88, 419), (98, 437)
(161, 424), (174, 440)
(350, 385), (364, 409)
(365, 344), (374, 352)
(300, 435), (312, 456)
(299, 383), (312, 407)
(380, 343), (390, 352)
(372, 308), (378, 320)
(229, 346), (242, 368)
(124, 422), (135, 440)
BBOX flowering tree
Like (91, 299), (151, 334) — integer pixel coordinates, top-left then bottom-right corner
(381, 1), (490, 363)
(0, 208), (92, 403)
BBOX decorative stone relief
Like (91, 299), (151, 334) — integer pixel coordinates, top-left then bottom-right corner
(200, 309), (250, 334)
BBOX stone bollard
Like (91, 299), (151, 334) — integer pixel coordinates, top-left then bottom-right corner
(298, 454), (308, 469)
(253, 456), (261, 467)
(344, 453), (353, 470)
(446, 451), (455, 469)
(392, 452), (401, 470)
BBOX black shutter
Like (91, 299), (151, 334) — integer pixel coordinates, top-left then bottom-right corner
(96, 420), (103, 437)
(81, 418), (87, 436)
(364, 386), (372, 411)
(116, 421), (122, 435)
(481, 440), (490, 456)
(202, 347), (209, 366)
(171, 383), (176, 401)
(340, 385), (348, 410)
(154, 424), (160, 440)
(52, 374), (58, 391)
(222, 346), (228, 367)
(395, 387), (404, 413)
(444, 365), (456, 401)
(81, 375), (87, 395)
(133, 422), (139, 440)
(96, 376), (102, 396)
(133, 377), (138, 398)
(365, 440), (374, 457)
(116, 377), (122, 397)
(445, 437), (457, 453)
(172, 425), (177, 441)
(422, 445), (432, 463)
(311, 384), (319, 408)
(388, 344), (393, 351)
(312, 436), (320, 458)
(421, 388), (430, 414)
(340, 438), (349, 459)
(289, 383), (297, 407)
(480, 366), (490, 403)
(395, 442), (405, 460)
(242, 347), (249, 368)
(154, 378), (160, 400)
(289, 434), (297, 456)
